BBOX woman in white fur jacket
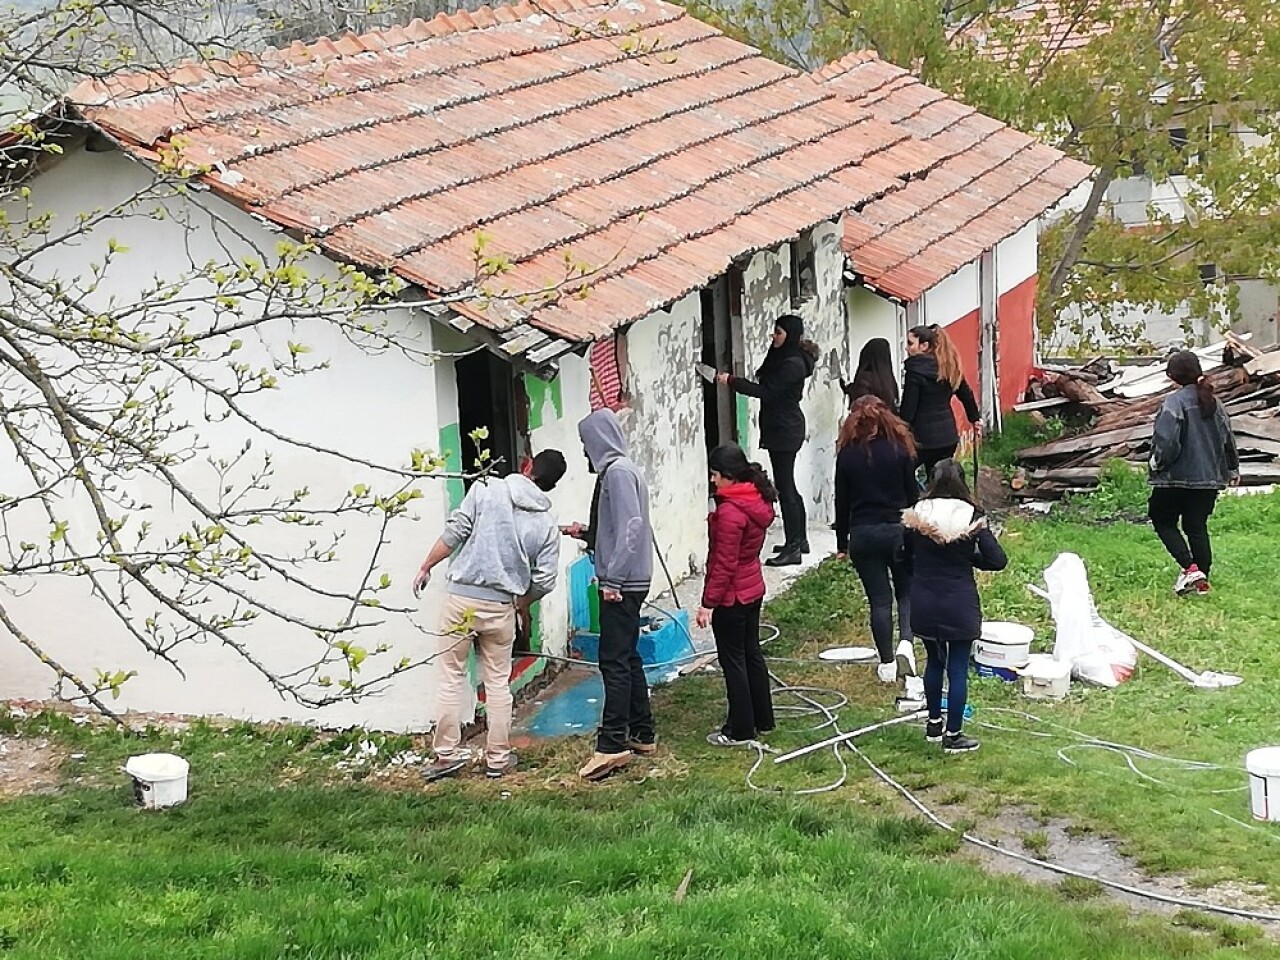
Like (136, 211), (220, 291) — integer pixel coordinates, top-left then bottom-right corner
(902, 459), (1007, 755)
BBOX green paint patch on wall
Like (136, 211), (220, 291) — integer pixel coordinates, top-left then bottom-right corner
(524, 375), (563, 432)
(439, 422), (465, 510)
(736, 394), (750, 446)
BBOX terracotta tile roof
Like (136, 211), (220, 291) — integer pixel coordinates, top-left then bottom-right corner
(67, 0), (938, 368)
(815, 51), (1093, 302)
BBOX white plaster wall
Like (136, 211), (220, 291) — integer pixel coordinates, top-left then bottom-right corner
(738, 221), (847, 526)
(1235, 279), (1280, 347)
(923, 263), (980, 328)
(1052, 300), (1213, 353)
(995, 223), (1038, 293)
(845, 285), (905, 386)
(0, 148), (450, 731)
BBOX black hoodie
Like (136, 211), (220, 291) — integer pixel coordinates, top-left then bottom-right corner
(900, 354), (980, 451)
(730, 316), (819, 452)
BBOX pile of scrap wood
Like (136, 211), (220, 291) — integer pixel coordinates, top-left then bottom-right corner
(1014, 334), (1280, 499)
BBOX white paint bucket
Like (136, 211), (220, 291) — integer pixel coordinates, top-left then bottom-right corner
(1246, 747), (1280, 821)
(125, 753), (189, 809)
(1019, 654), (1071, 700)
(976, 621), (1033, 669)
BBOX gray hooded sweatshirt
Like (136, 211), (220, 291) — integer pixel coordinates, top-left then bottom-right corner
(579, 409), (653, 595)
(441, 473), (560, 604)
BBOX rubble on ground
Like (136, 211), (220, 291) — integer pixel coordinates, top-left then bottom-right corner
(1014, 334), (1280, 499)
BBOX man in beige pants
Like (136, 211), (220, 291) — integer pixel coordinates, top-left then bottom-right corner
(412, 450), (566, 781)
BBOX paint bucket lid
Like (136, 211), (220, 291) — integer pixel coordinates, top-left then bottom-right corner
(125, 753), (189, 783)
(817, 646), (878, 663)
(1021, 654), (1071, 679)
(1247, 747), (1280, 777)
(980, 621), (1034, 646)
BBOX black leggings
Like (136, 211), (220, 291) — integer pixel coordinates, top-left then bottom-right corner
(768, 449), (807, 547)
(1148, 487), (1218, 574)
(847, 523), (911, 663)
(711, 600), (774, 741)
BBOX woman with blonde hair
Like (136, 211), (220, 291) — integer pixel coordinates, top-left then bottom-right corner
(900, 325), (982, 481)
(834, 396), (920, 683)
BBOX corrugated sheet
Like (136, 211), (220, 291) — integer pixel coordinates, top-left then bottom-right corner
(816, 51), (1094, 302)
(67, 0), (935, 367)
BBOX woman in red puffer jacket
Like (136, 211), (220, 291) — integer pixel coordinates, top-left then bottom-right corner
(697, 444), (778, 747)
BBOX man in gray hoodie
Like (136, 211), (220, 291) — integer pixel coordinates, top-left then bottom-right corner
(412, 449), (566, 781)
(568, 409), (655, 781)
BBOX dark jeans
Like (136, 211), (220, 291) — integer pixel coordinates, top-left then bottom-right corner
(919, 444), (958, 483)
(1148, 487), (1218, 575)
(922, 636), (971, 733)
(596, 591), (654, 754)
(847, 523), (912, 663)
(768, 449), (807, 547)
(711, 599), (774, 741)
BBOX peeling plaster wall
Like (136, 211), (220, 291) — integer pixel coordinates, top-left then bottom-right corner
(739, 220), (847, 525)
(622, 293), (708, 580)
(524, 293), (706, 660)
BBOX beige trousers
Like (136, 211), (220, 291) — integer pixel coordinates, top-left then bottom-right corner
(433, 593), (517, 767)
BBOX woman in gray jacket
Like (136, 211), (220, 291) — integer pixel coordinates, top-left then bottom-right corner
(1148, 350), (1239, 596)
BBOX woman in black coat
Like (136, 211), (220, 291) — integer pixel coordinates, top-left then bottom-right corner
(900, 324), (981, 481)
(717, 313), (817, 567)
(902, 459), (1007, 754)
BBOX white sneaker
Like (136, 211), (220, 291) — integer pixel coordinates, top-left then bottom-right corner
(895, 639), (917, 677)
(877, 661), (898, 683)
(903, 676), (925, 701)
(1173, 566), (1207, 595)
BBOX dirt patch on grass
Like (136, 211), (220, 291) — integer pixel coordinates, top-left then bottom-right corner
(927, 795), (1280, 938)
(0, 735), (64, 798)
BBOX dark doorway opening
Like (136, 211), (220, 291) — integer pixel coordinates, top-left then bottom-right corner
(700, 272), (742, 455)
(455, 350), (528, 487)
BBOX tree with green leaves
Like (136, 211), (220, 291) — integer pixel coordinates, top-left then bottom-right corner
(698, 0), (1280, 349)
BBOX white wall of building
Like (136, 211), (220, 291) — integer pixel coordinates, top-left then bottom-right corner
(996, 223), (1038, 292)
(0, 148), (451, 730)
(923, 262), (980, 328)
(845, 285), (905, 386)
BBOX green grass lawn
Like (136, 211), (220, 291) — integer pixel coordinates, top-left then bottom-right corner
(755, 475), (1280, 892)
(2, 476), (1280, 957)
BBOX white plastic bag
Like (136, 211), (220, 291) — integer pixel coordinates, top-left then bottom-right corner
(1042, 553), (1137, 688)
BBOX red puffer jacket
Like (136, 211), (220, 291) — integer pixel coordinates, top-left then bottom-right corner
(701, 482), (775, 608)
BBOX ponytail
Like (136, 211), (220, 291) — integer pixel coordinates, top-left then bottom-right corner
(746, 462), (779, 503)
(1166, 350), (1215, 420)
(909, 324), (963, 389)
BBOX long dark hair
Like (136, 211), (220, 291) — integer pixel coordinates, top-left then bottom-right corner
(847, 337), (898, 408)
(922, 458), (976, 507)
(708, 443), (778, 503)
(838, 396), (916, 458)
(1166, 350), (1215, 420)
(908, 324), (963, 389)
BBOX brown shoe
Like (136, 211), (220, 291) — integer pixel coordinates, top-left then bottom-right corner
(579, 751), (632, 782)
(626, 739), (657, 756)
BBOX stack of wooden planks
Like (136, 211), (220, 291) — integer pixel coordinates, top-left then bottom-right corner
(1013, 335), (1280, 499)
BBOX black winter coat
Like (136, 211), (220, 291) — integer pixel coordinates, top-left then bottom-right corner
(902, 498), (1007, 642)
(900, 354), (980, 450)
(731, 344), (818, 452)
